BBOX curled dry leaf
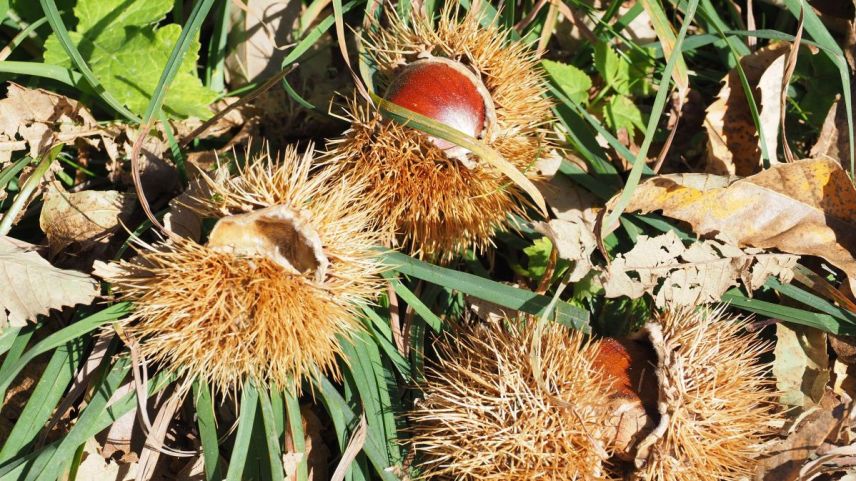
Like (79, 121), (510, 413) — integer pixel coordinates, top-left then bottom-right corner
(0, 82), (99, 162)
(755, 390), (847, 481)
(0, 236), (98, 328)
(39, 183), (134, 253)
(599, 230), (797, 308)
(705, 43), (789, 176)
(812, 94), (851, 166)
(534, 172), (599, 281)
(774, 323), (830, 408)
(617, 158), (856, 285)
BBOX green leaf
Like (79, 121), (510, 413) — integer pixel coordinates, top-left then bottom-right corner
(594, 43), (631, 95)
(43, 0), (216, 118)
(522, 237), (553, 279)
(627, 48), (656, 97)
(541, 60), (591, 105)
(603, 95), (645, 135)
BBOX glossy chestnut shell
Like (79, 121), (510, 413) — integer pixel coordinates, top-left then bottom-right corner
(385, 57), (493, 151)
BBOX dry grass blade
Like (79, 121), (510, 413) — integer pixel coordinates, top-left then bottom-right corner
(780, 7), (804, 164)
(136, 380), (194, 481)
(330, 414), (367, 481)
(536, 2), (558, 57)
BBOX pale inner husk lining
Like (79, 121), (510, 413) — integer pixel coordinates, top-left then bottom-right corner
(206, 205), (328, 282)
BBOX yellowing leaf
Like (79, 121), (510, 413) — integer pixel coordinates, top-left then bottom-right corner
(619, 159), (856, 283)
(704, 43), (790, 176)
(0, 236), (97, 327)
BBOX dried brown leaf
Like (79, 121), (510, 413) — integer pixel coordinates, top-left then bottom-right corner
(0, 82), (98, 160)
(811, 95), (854, 168)
(704, 43), (790, 176)
(774, 324), (829, 408)
(619, 158), (856, 284)
(39, 184), (134, 253)
(598, 231), (796, 307)
(0, 236), (98, 327)
(224, 0), (299, 86)
(755, 390), (847, 481)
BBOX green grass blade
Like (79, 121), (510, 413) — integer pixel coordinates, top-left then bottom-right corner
(602, 0), (699, 233)
(205, 0), (230, 92)
(0, 368), (173, 481)
(23, 356), (131, 481)
(340, 333), (397, 465)
(193, 380), (222, 481)
(0, 144), (62, 236)
(0, 302), (132, 397)
(705, 16), (772, 169)
(0, 339), (87, 462)
(0, 61), (83, 86)
(141, 0), (217, 124)
(0, 325), (36, 401)
(258, 389), (285, 481)
(766, 278), (856, 326)
(381, 250), (589, 330)
(382, 273), (442, 333)
(360, 307), (412, 380)
(0, 156), (33, 192)
(226, 382), (259, 481)
(0, 327), (22, 357)
(283, 391), (308, 481)
(281, 0), (359, 109)
(314, 376), (400, 481)
(373, 92), (547, 217)
(722, 289), (856, 335)
(38, 0), (140, 122)
(780, 0), (854, 175)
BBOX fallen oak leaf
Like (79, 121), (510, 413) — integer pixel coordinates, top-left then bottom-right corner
(0, 236), (98, 327)
(616, 158), (856, 285)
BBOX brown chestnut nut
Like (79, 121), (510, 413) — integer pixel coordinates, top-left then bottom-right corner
(593, 337), (659, 461)
(385, 58), (492, 150)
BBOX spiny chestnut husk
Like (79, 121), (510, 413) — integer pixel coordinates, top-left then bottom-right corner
(409, 309), (781, 481)
(632, 308), (781, 481)
(98, 147), (384, 392)
(327, 7), (556, 259)
(409, 321), (618, 480)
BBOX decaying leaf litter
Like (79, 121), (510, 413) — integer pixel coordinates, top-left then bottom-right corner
(4, 0), (856, 480)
